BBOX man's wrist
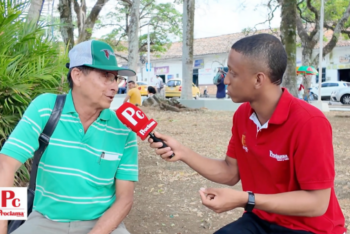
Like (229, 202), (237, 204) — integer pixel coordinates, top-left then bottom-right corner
(179, 146), (194, 162)
(244, 191), (255, 212)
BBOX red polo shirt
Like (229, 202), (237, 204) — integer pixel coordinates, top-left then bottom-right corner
(226, 88), (346, 234)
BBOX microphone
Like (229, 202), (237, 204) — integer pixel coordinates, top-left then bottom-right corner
(116, 102), (174, 158)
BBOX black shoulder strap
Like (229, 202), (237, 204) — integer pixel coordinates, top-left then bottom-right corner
(28, 94), (66, 191)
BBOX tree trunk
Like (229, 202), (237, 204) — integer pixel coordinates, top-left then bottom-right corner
(302, 46), (313, 66)
(77, 0), (109, 43)
(280, 0), (297, 97)
(181, 0), (195, 100)
(127, 0), (140, 82)
(27, 0), (45, 24)
(58, 0), (74, 51)
(73, 0), (86, 36)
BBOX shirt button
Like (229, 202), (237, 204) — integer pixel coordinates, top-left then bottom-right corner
(79, 129), (83, 133)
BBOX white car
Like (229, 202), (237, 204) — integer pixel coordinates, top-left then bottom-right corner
(310, 81), (350, 100)
(331, 87), (350, 105)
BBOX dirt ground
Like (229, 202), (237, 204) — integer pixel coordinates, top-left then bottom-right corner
(124, 108), (350, 234)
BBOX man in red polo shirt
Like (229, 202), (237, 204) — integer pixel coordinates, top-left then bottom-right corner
(148, 34), (346, 234)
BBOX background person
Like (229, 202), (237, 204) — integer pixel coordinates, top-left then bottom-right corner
(117, 76), (127, 94)
(216, 68), (226, 99)
(155, 76), (164, 96)
(123, 80), (141, 106)
(147, 86), (156, 97)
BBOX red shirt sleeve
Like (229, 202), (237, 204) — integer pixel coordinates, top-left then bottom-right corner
(294, 116), (335, 190)
(226, 112), (238, 158)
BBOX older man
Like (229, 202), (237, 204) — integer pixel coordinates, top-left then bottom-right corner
(0, 40), (138, 234)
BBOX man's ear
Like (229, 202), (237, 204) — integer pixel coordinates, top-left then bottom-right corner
(255, 72), (268, 89)
(71, 68), (83, 87)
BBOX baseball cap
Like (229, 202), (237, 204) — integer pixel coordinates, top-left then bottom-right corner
(68, 40), (136, 76)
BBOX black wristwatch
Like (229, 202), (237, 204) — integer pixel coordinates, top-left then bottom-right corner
(244, 191), (255, 212)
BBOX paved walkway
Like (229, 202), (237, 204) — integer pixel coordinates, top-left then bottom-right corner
(110, 95), (350, 112)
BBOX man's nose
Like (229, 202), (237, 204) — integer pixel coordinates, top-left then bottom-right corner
(224, 74), (229, 85)
(110, 80), (119, 91)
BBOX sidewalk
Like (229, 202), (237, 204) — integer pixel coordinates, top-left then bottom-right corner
(110, 95), (350, 112)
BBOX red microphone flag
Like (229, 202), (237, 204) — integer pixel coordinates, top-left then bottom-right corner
(115, 102), (158, 140)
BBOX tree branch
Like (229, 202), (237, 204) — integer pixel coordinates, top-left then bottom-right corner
(297, 1), (314, 25)
(324, 23), (350, 37)
(73, 0), (82, 33)
(140, 2), (152, 18)
(140, 22), (152, 28)
(77, 0), (108, 42)
(317, 1), (350, 62)
(140, 13), (150, 20)
(119, 0), (132, 7)
(296, 0), (310, 43)
(253, 0), (279, 34)
(113, 33), (127, 48)
(306, 0), (319, 39)
(85, 0), (108, 26)
(139, 42), (149, 52)
(98, 23), (125, 28)
(114, 53), (128, 61)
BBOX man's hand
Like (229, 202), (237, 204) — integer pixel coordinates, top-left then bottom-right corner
(148, 132), (190, 162)
(199, 188), (248, 213)
(88, 180), (134, 234)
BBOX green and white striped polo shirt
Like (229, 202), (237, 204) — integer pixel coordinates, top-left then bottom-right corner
(0, 90), (138, 222)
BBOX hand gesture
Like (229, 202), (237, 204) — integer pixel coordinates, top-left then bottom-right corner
(148, 132), (189, 161)
(199, 188), (248, 213)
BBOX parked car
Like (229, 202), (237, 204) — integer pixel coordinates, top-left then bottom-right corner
(331, 86), (350, 105)
(310, 81), (350, 100)
(165, 79), (200, 99)
(136, 81), (148, 96)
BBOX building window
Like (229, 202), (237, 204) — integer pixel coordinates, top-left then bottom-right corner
(316, 68), (326, 83)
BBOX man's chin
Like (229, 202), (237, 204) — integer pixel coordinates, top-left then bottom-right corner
(230, 96), (245, 104)
(102, 101), (112, 110)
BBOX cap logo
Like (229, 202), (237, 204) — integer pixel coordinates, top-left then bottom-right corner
(101, 49), (115, 59)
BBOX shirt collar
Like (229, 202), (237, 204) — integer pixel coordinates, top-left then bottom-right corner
(62, 90), (76, 114)
(249, 112), (269, 132)
(248, 88), (293, 126)
(62, 90), (111, 121)
(269, 88), (293, 125)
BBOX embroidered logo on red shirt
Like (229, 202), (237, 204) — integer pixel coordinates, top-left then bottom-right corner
(242, 134), (248, 152)
(269, 151), (289, 161)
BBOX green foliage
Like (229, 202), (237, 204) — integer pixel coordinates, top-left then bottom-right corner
(298, 0), (350, 36)
(97, 0), (182, 54)
(0, 0), (68, 186)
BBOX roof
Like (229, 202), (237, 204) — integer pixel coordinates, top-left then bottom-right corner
(115, 28), (350, 63)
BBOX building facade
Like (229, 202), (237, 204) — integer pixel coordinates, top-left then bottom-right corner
(118, 30), (350, 95)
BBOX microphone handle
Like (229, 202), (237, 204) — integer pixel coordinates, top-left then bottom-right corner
(149, 132), (175, 159)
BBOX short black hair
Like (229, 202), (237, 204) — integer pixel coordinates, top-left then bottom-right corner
(231, 33), (287, 85)
(147, 86), (156, 94)
(67, 66), (93, 89)
(128, 80), (135, 84)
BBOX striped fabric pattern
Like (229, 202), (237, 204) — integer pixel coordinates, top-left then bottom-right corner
(0, 91), (138, 222)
